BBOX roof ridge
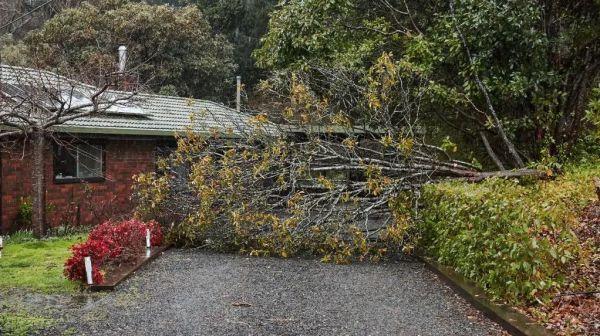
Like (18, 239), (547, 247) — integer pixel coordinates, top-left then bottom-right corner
(1, 63), (71, 81)
(1, 65), (237, 112)
(136, 92), (236, 110)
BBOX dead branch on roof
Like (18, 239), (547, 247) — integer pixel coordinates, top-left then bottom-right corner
(0, 64), (144, 238)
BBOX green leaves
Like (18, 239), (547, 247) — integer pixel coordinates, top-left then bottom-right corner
(254, 0), (389, 70)
(257, 0), (600, 164)
(24, 1), (237, 100)
(409, 164), (600, 304)
(585, 86), (600, 139)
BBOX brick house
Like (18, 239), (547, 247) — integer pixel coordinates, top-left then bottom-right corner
(0, 64), (260, 233)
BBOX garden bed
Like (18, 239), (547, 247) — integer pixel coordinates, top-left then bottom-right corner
(519, 201), (599, 335)
(64, 219), (165, 287)
(89, 245), (169, 291)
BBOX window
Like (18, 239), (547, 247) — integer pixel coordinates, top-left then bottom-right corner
(54, 143), (104, 183)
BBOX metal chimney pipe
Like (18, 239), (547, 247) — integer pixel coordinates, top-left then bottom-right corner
(236, 75), (242, 112)
(118, 45), (127, 73)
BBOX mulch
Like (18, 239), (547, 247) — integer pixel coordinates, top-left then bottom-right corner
(524, 201), (599, 336)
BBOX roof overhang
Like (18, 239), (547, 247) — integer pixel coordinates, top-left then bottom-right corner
(0, 124), (248, 139)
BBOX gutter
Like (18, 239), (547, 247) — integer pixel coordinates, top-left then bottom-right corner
(0, 124), (247, 139)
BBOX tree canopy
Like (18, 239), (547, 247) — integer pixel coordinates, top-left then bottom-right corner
(147, 0), (277, 87)
(195, 0), (276, 86)
(254, 0), (600, 166)
(23, 0), (237, 100)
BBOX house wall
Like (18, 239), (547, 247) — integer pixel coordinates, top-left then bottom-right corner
(0, 138), (157, 233)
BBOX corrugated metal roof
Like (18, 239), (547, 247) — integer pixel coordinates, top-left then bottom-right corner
(1, 64), (275, 138)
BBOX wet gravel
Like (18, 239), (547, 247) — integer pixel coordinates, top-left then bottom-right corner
(66, 249), (505, 336)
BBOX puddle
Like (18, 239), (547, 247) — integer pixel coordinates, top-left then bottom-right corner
(69, 294), (97, 307)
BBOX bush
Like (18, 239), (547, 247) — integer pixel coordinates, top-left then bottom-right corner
(412, 164), (599, 304)
(64, 219), (163, 284)
(16, 197), (33, 229)
(15, 197), (56, 231)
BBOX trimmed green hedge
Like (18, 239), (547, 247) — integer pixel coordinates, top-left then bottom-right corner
(415, 164), (599, 304)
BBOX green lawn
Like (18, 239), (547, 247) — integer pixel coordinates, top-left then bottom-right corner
(0, 233), (85, 293)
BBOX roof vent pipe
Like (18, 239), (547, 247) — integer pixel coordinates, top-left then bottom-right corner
(236, 75), (242, 112)
(118, 46), (127, 73)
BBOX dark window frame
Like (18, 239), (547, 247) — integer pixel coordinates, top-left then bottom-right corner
(53, 141), (106, 184)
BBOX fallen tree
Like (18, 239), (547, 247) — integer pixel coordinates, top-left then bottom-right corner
(133, 59), (546, 260)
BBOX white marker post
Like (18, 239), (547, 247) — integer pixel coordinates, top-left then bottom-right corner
(0, 236), (3, 258)
(145, 229), (152, 258)
(84, 257), (93, 285)
(146, 229), (151, 249)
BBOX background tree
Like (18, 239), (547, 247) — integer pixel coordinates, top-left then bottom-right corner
(254, 0), (600, 168)
(147, 0), (277, 90)
(23, 0), (237, 100)
(254, 0), (398, 71)
(0, 0), (71, 37)
(0, 34), (29, 66)
(191, 0), (276, 88)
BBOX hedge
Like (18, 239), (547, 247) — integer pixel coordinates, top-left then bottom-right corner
(414, 164), (599, 304)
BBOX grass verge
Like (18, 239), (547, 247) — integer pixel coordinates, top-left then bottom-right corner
(0, 232), (85, 293)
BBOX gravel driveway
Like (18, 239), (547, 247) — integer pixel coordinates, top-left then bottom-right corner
(64, 249), (505, 336)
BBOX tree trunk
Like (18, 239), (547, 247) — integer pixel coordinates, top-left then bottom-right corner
(449, 0), (525, 169)
(31, 129), (47, 239)
(479, 131), (506, 171)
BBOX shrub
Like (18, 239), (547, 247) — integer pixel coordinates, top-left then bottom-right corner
(412, 164), (599, 304)
(64, 219), (163, 284)
(16, 197), (33, 229)
(15, 197), (56, 230)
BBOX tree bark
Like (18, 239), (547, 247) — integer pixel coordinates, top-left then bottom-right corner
(31, 129), (47, 238)
(479, 131), (506, 171)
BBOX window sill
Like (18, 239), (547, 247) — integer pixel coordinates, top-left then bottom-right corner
(53, 177), (105, 185)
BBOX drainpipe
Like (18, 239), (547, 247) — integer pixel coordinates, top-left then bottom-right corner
(236, 75), (242, 112)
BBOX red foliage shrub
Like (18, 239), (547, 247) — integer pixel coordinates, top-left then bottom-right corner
(64, 239), (109, 284)
(64, 219), (163, 284)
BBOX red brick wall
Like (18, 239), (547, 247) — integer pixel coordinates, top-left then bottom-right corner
(0, 138), (157, 233)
